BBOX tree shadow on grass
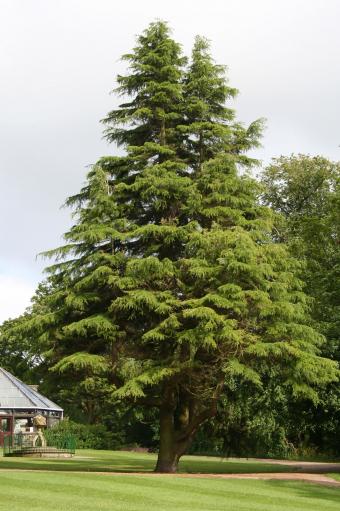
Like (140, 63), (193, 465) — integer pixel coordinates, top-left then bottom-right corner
(0, 450), (156, 472)
(0, 450), (298, 474)
(263, 480), (340, 507)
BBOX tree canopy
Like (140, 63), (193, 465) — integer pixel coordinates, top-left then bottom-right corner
(261, 154), (340, 455)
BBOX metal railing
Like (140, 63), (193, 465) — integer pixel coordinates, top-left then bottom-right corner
(3, 432), (76, 457)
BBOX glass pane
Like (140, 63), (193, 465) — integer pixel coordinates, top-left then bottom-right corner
(1, 419), (10, 432)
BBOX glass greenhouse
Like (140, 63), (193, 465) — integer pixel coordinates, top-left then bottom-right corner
(0, 366), (63, 447)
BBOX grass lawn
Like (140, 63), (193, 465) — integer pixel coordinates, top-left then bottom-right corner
(0, 449), (298, 473)
(0, 470), (340, 511)
(0, 451), (339, 510)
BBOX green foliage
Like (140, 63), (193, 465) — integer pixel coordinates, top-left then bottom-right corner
(261, 154), (340, 456)
(51, 353), (108, 374)
(262, 155), (340, 351)
(180, 36), (263, 170)
(0, 308), (44, 382)
(102, 20), (186, 149)
(46, 420), (123, 450)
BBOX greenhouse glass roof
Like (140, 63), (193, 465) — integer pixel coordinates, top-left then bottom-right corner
(0, 367), (63, 412)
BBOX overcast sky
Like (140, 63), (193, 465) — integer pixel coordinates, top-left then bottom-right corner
(1, 0), (339, 323)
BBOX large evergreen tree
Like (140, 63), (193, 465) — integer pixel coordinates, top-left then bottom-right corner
(14, 23), (337, 472)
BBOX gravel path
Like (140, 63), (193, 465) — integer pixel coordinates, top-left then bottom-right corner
(226, 458), (340, 473)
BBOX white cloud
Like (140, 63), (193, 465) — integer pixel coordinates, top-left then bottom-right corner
(0, 275), (35, 323)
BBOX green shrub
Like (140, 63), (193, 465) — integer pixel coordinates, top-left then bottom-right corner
(49, 419), (124, 450)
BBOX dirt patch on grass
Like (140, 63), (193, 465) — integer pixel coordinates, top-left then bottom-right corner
(237, 458), (340, 473)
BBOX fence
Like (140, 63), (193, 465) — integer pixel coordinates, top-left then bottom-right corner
(3, 431), (76, 457)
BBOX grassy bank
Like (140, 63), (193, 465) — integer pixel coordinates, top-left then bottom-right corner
(0, 449), (297, 473)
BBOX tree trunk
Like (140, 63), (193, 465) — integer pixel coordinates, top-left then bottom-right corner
(160, 120), (166, 146)
(155, 452), (179, 473)
(155, 404), (178, 473)
(155, 404), (195, 473)
(154, 385), (223, 473)
(198, 130), (204, 172)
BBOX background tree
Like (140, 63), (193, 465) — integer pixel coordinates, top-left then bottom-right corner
(0, 315), (38, 381)
(261, 154), (340, 454)
(0, 282), (51, 382)
(261, 154), (340, 355)
(5, 24), (338, 473)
